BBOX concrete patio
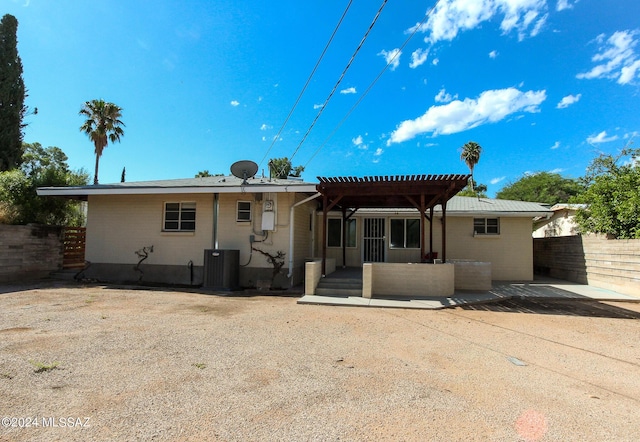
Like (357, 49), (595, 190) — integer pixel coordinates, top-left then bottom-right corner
(298, 272), (640, 310)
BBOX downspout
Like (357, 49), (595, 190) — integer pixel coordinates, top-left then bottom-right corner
(288, 192), (322, 283)
(212, 193), (219, 249)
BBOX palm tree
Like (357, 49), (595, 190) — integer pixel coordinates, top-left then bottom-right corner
(460, 141), (482, 192)
(79, 99), (125, 185)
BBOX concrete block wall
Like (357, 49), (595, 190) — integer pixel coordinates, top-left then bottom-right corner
(0, 225), (63, 283)
(451, 260), (492, 290)
(304, 258), (336, 295)
(369, 263), (454, 297)
(534, 235), (640, 296)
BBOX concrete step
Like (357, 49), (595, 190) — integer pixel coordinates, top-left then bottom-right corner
(315, 287), (362, 297)
(317, 281), (363, 290)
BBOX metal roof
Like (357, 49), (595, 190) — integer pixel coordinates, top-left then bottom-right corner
(345, 196), (551, 217)
(37, 175), (318, 200)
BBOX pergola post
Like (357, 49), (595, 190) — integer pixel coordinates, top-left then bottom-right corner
(441, 201), (447, 263)
(420, 194), (426, 262)
(429, 206), (434, 260)
(322, 194), (328, 276)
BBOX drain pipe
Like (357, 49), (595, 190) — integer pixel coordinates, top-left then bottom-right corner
(288, 192), (321, 284)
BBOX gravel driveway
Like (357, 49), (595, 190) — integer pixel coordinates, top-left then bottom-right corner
(1, 281), (640, 441)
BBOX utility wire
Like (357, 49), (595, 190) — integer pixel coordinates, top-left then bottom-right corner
(304, 0), (442, 169)
(258, 0), (354, 171)
(283, 0), (389, 177)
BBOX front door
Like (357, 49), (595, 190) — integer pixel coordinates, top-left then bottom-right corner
(363, 218), (385, 262)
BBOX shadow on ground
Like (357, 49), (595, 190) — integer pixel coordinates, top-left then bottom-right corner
(460, 298), (640, 319)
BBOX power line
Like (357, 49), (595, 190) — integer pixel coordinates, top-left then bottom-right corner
(258, 0), (354, 170)
(285, 0), (389, 173)
(303, 0), (442, 170)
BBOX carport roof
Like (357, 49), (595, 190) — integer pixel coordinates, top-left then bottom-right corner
(316, 174), (471, 210)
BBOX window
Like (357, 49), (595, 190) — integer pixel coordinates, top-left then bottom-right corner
(237, 201), (252, 222)
(164, 202), (196, 231)
(327, 218), (356, 248)
(390, 218), (420, 249)
(474, 218), (499, 235)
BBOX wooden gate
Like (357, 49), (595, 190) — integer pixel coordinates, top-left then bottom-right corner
(62, 227), (86, 269)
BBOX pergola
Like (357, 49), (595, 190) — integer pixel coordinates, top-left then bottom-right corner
(316, 174), (471, 275)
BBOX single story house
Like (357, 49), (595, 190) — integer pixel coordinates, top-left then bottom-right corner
(38, 171), (551, 288)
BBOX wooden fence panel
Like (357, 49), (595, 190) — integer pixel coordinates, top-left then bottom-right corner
(63, 227), (86, 269)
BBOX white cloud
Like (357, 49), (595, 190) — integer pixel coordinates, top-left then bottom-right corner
(410, 0), (548, 44)
(577, 30), (640, 85)
(313, 103), (324, 109)
(489, 50), (499, 59)
(490, 176), (506, 185)
(340, 87), (357, 94)
(587, 131), (619, 144)
(551, 141), (560, 149)
(434, 88), (458, 103)
(432, 58), (440, 66)
(387, 87), (547, 145)
(378, 48), (401, 71)
(619, 59), (640, 84)
(374, 148), (383, 156)
(352, 135), (368, 150)
(557, 0), (579, 11)
(556, 93), (581, 108)
(260, 124), (271, 131)
(410, 48), (429, 68)
(548, 168), (565, 174)
(230, 100), (240, 107)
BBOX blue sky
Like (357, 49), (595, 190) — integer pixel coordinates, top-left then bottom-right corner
(6, 0), (640, 195)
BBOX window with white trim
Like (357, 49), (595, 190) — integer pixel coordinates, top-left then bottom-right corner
(474, 218), (499, 235)
(237, 201), (252, 222)
(327, 218), (356, 248)
(164, 202), (196, 231)
(390, 218), (420, 249)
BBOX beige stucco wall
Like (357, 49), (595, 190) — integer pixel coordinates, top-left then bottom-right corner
(316, 214), (534, 281)
(86, 194), (214, 267)
(86, 192), (315, 285)
(446, 217), (533, 281)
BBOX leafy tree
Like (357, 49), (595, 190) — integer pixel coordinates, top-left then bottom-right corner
(79, 99), (125, 184)
(457, 181), (487, 198)
(460, 141), (482, 191)
(574, 147), (640, 239)
(269, 157), (304, 179)
(496, 172), (582, 204)
(0, 142), (89, 225)
(0, 14), (27, 171)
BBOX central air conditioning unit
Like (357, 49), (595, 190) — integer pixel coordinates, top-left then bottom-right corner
(203, 249), (240, 290)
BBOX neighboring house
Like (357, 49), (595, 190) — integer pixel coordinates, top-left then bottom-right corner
(38, 173), (551, 286)
(533, 203), (586, 238)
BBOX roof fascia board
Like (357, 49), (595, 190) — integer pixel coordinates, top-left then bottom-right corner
(37, 184), (318, 197)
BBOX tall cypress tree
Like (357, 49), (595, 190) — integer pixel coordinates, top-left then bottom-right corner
(0, 14), (26, 171)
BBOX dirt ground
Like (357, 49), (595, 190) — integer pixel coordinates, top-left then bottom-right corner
(1, 281), (640, 441)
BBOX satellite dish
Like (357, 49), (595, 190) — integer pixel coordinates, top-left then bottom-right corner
(230, 160), (258, 184)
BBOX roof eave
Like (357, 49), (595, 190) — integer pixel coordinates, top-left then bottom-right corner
(37, 184), (319, 198)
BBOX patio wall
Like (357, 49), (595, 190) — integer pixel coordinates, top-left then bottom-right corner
(363, 263), (454, 298)
(533, 234), (640, 296)
(304, 258), (336, 295)
(0, 224), (63, 283)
